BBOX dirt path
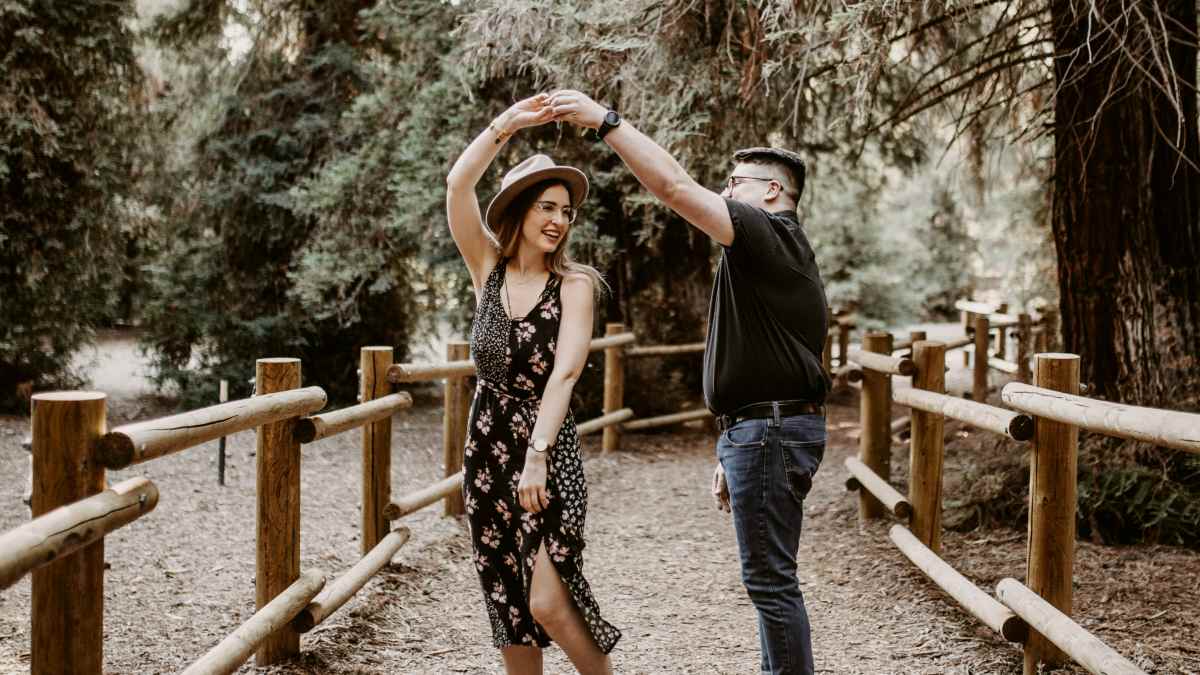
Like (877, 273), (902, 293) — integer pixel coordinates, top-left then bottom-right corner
(1, 333), (1198, 673)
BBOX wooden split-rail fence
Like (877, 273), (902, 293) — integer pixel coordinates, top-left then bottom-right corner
(0, 323), (708, 675)
(840, 317), (1200, 675)
(5, 299), (1188, 675)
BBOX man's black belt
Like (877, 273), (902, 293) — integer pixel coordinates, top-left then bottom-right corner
(715, 399), (825, 432)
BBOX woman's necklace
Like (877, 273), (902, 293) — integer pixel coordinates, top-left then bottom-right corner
(504, 262), (546, 319)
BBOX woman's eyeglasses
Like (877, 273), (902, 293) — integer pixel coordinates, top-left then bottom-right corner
(534, 201), (578, 224)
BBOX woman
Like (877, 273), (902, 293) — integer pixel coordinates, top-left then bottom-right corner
(445, 93), (620, 675)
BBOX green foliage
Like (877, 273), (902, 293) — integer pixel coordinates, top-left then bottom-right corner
(139, 2), (409, 407)
(944, 435), (1200, 549)
(0, 0), (146, 411)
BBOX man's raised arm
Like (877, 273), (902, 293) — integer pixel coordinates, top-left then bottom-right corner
(548, 90), (734, 246)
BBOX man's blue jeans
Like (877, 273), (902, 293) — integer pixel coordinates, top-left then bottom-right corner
(717, 410), (825, 675)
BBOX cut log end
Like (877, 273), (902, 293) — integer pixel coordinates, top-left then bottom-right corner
(292, 610), (317, 634)
(383, 502), (401, 521)
(896, 358), (916, 377)
(96, 433), (135, 470)
(894, 501), (912, 520)
(385, 363), (403, 384)
(1008, 414), (1035, 442)
(1001, 615), (1029, 644)
(844, 476), (861, 491)
(293, 419), (318, 444)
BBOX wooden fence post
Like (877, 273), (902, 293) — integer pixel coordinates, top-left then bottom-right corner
(908, 342), (945, 553)
(444, 341), (470, 516)
(255, 358), (302, 665)
(995, 303), (1009, 359)
(217, 379), (228, 486)
(602, 323), (626, 453)
(973, 315), (990, 402)
(31, 392), (107, 675)
(858, 332), (893, 521)
(822, 332), (833, 377)
(1024, 353), (1080, 674)
(837, 320), (852, 367)
(1017, 313), (1033, 384)
(961, 308), (972, 366)
(907, 331), (926, 364)
(360, 347), (393, 555)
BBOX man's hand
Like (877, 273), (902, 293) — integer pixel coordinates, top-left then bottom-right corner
(712, 462), (730, 512)
(547, 89), (607, 129)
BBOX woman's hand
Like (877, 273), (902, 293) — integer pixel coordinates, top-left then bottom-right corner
(518, 450), (551, 514)
(501, 94), (556, 132)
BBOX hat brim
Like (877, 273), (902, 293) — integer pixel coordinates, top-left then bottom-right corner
(484, 166), (590, 236)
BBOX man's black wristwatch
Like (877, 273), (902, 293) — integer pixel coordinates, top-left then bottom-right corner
(587, 109), (621, 143)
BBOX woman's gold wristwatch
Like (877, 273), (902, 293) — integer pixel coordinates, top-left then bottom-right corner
(529, 437), (550, 454)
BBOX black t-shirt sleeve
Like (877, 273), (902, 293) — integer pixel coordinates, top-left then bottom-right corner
(723, 198), (813, 278)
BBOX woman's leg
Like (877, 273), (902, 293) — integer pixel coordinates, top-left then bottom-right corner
(528, 544), (612, 675)
(501, 646), (543, 675)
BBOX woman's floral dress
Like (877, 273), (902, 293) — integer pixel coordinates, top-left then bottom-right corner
(463, 258), (621, 653)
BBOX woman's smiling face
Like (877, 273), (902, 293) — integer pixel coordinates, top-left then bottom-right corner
(520, 184), (573, 253)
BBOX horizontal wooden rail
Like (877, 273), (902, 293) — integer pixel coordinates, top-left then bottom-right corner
(955, 299), (998, 315)
(848, 349), (915, 376)
(577, 408), (634, 436)
(627, 342), (705, 357)
(943, 336), (974, 351)
(996, 578), (1147, 675)
(836, 364), (864, 383)
(843, 456), (911, 519)
(384, 472), (464, 520)
(1002, 382), (1200, 454)
(0, 477), (158, 590)
(181, 570), (326, 675)
(624, 408), (712, 431)
(587, 332), (636, 352)
(97, 387), (327, 470)
(388, 360), (475, 383)
(893, 388), (1034, 441)
(988, 357), (1019, 375)
(293, 528), (411, 633)
(889, 526), (1027, 642)
(295, 392), (412, 443)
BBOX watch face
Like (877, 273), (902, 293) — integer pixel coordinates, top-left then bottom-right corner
(604, 110), (620, 126)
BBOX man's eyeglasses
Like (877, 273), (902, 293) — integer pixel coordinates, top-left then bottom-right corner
(534, 201), (577, 224)
(725, 175), (778, 192)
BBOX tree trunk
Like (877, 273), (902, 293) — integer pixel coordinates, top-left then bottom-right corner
(1051, 0), (1200, 407)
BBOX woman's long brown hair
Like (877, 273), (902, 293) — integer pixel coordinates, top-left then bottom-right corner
(492, 178), (609, 295)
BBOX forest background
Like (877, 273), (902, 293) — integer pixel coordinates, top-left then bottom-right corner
(2, 0), (1197, 546)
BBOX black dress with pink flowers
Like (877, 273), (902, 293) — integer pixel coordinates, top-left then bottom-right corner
(463, 258), (620, 653)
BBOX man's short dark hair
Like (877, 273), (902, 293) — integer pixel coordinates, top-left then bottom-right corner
(732, 147), (806, 202)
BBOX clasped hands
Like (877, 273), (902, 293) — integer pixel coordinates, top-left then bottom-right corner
(497, 90), (610, 135)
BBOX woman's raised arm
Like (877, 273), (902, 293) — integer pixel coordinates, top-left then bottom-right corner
(446, 94), (555, 291)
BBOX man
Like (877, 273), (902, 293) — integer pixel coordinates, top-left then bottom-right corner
(548, 90), (829, 675)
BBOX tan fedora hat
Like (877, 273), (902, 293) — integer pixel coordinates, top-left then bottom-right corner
(484, 154), (589, 236)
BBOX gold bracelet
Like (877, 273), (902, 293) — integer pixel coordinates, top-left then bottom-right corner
(489, 121), (512, 145)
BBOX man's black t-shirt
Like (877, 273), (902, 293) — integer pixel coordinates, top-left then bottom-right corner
(702, 198), (830, 415)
